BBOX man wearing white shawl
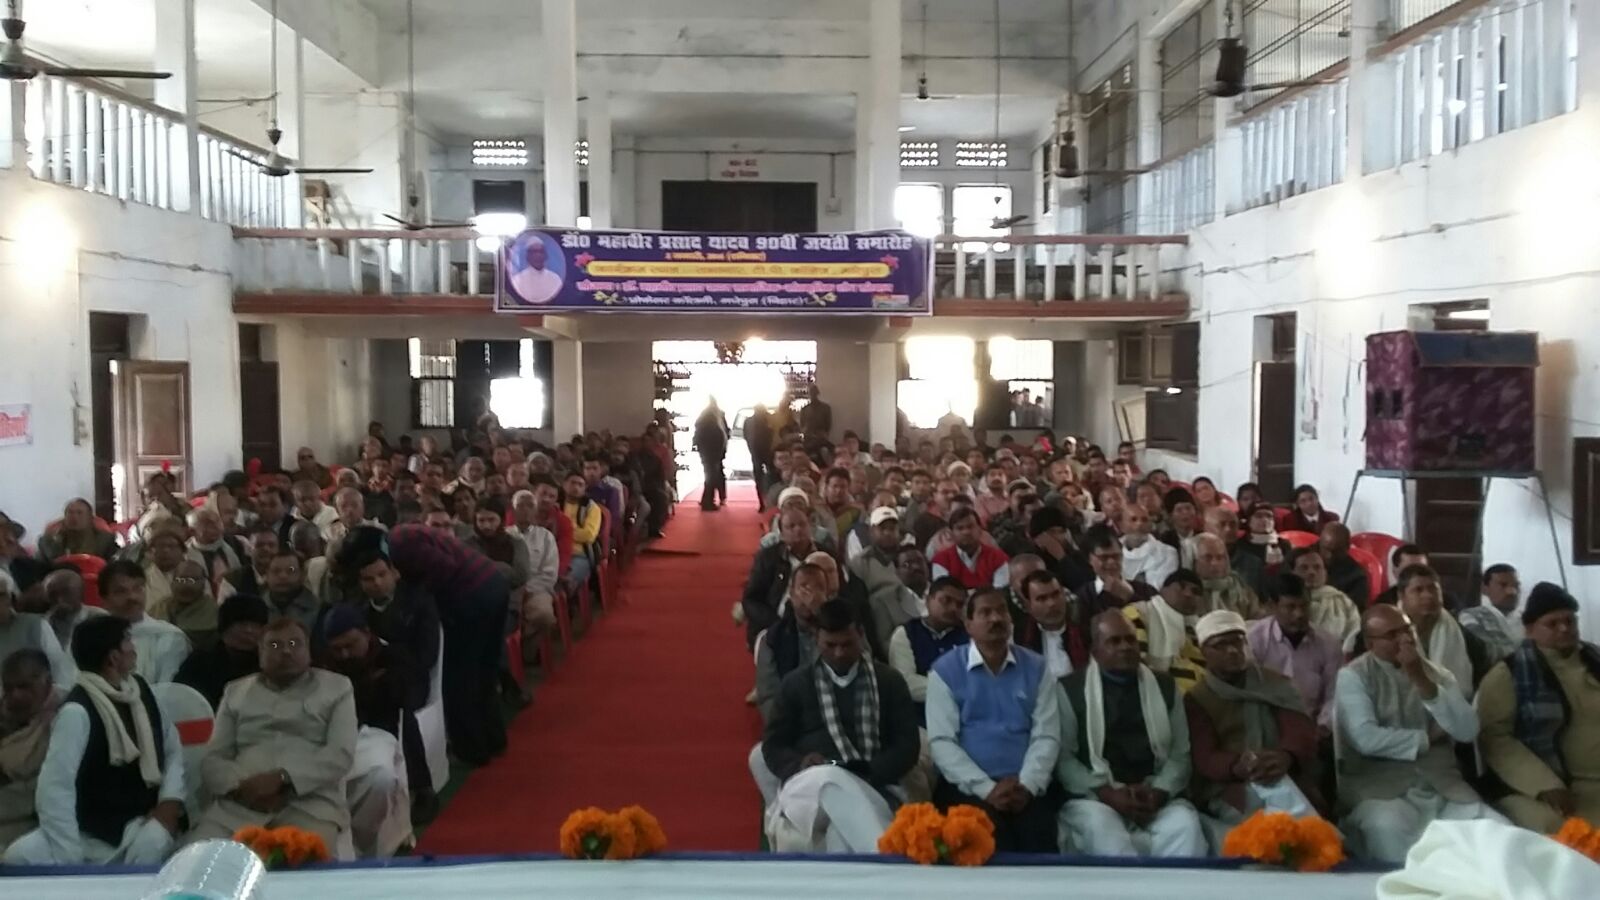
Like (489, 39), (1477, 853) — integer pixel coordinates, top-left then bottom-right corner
(1394, 565), (1491, 699)
(4, 617), (185, 864)
(1335, 605), (1504, 864)
(1055, 611), (1205, 857)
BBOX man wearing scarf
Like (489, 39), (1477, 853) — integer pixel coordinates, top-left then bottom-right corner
(1476, 583), (1600, 830)
(466, 499), (530, 611)
(185, 508), (243, 587)
(1393, 564), (1492, 696)
(162, 560), (219, 652)
(4, 617), (185, 864)
(191, 618), (357, 851)
(1335, 605), (1501, 864)
(1123, 569), (1208, 693)
(761, 600), (918, 853)
(1056, 611), (1205, 857)
(0, 649), (63, 848)
(1191, 534), (1263, 620)
(1187, 610), (1324, 835)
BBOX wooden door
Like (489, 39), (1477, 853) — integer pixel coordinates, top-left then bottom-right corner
(1256, 361), (1297, 503)
(239, 361), (282, 471)
(112, 361), (192, 520)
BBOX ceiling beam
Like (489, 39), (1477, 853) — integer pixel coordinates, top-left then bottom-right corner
(241, 0), (382, 88)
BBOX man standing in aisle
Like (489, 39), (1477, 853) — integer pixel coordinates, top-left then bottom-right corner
(694, 397), (730, 511)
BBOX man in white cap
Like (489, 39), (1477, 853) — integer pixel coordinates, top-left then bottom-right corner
(848, 506), (922, 654)
(1055, 610), (1205, 857)
(1335, 604), (1500, 863)
(1185, 609), (1324, 837)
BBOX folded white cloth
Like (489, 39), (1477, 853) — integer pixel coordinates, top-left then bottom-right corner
(1376, 819), (1600, 900)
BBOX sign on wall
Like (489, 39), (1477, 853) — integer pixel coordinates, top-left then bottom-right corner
(0, 404), (32, 448)
(496, 228), (932, 315)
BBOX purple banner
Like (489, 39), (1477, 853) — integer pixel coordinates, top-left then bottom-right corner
(495, 228), (932, 314)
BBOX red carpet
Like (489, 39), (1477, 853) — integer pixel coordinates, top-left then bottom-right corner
(417, 487), (765, 854)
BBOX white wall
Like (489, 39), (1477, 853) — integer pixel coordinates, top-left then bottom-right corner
(1139, 96), (1600, 631)
(581, 341), (655, 436)
(261, 322), (372, 466)
(0, 170), (241, 535)
(630, 137), (857, 232)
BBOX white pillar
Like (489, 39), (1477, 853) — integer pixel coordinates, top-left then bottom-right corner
(541, 0), (580, 226)
(1134, 35), (1162, 232)
(276, 25), (306, 226)
(0, 82), (25, 171)
(552, 340), (585, 438)
(1211, 0), (1240, 218)
(853, 93), (873, 230)
(866, 0), (902, 230)
(1344, 0), (1378, 181)
(868, 341), (899, 447)
(586, 90), (613, 228)
(153, 0), (199, 212)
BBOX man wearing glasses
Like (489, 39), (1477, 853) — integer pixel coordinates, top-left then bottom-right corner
(189, 618), (357, 852)
(1333, 603), (1502, 863)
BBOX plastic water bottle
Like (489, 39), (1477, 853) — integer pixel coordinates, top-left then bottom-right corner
(140, 840), (266, 900)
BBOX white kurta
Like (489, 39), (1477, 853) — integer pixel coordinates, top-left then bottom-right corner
(3, 697), (185, 865)
(129, 617), (191, 685)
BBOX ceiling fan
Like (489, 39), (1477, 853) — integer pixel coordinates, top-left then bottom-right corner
(913, 5), (956, 101)
(1, 0), (171, 81)
(979, 0), (1031, 231)
(226, 0), (371, 179)
(1050, 96), (1149, 181)
(1206, 2), (1341, 98)
(383, 0), (466, 230)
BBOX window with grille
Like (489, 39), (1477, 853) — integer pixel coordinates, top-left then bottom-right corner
(1387, 0), (1471, 35)
(409, 338), (457, 428)
(1241, 0), (1352, 108)
(1082, 62), (1137, 233)
(901, 141), (940, 168)
(954, 141), (1009, 168)
(1144, 323), (1200, 454)
(1160, 4), (1219, 159)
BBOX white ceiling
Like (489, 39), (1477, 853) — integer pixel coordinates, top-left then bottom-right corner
(19, 0), (369, 94)
(16, 0), (1072, 142)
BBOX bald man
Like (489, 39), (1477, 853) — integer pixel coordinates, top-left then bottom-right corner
(1333, 605), (1501, 863)
(1191, 534), (1261, 619)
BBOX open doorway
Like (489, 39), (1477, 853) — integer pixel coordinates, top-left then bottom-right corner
(1255, 313), (1296, 503)
(651, 340), (817, 494)
(89, 313), (132, 521)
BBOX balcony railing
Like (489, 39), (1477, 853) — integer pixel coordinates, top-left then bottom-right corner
(932, 234), (1189, 303)
(1146, 143), (1217, 234)
(233, 227), (488, 296)
(1233, 78), (1349, 212)
(233, 229), (1191, 311)
(18, 73), (286, 227)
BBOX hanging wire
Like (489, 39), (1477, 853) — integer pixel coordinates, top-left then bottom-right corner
(991, 0), (1002, 195)
(268, 0), (279, 133)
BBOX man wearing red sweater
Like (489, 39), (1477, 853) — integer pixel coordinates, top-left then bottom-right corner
(929, 507), (1010, 591)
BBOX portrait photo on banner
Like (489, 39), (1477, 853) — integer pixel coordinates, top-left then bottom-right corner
(503, 231), (568, 306)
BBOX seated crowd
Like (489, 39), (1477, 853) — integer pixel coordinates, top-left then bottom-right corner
(0, 413), (674, 864)
(744, 429), (1598, 862)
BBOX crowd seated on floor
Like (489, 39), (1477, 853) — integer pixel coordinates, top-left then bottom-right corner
(741, 424), (1598, 862)
(0, 413), (675, 865)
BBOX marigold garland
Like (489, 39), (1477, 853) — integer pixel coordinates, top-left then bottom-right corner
(231, 825), (331, 870)
(1221, 811), (1345, 873)
(559, 805), (668, 860)
(878, 803), (995, 866)
(1553, 817), (1600, 863)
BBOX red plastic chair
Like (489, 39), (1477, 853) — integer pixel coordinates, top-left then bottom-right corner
(1348, 545), (1387, 602)
(1350, 532), (1406, 571)
(1280, 530), (1321, 549)
(57, 554), (109, 607)
(596, 505), (615, 614)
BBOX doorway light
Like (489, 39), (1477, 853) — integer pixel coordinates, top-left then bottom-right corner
(1445, 308), (1491, 321)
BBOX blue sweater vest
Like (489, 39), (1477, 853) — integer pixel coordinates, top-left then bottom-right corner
(930, 643), (1046, 780)
(904, 619), (970, 674)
